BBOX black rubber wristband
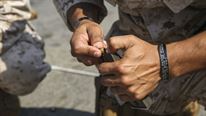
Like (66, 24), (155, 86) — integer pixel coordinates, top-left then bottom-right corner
(71, 16), (94, 30)
(78, 16), (93, 22)
(158, 44), (170, 80)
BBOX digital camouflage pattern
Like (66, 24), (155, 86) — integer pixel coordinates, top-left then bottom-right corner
(0, 0), (50, 95)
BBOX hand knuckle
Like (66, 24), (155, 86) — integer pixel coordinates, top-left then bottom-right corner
(108, 37), (116, 47)
(93, 24), (101, 30)
(89, 23), (101, 31)
(91, 35), (102, 42)
(128, 35), (135, 39)
(116, 64), (125, 73)
(127, 35), (137, 42)
(120, 76), (130, 85)
(134, 94), (142, 100)
(73, 45), (82, 55)
(127, 88), (135, 94)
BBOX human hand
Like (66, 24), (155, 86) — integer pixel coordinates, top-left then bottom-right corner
(70, 19), (106, 66)
(98, 35), (161, 101)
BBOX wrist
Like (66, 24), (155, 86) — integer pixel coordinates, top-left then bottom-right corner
(68, 4), (98, 30)
(167, 43), (180, 77)
(160, 32), (206, 78)
(72, 16), (95, 30)
(166, 38), (197, 78)
(69, 7), (86, 30)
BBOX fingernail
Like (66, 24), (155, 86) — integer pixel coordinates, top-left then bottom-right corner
(94, 52), (100, 57)
(103, 40), (108, 48)
(93, 42), (103, 49)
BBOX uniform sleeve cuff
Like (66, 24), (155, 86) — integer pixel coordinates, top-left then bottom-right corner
(163, 0), (194, 13)
(53, 0), (107, 31)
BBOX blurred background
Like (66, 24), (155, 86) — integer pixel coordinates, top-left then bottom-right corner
(20, 0), (118, 116)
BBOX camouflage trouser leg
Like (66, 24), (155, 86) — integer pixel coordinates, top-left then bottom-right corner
(0, 90), (20, 116)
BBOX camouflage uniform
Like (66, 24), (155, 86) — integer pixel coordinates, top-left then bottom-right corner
(0, 0), (50, 115)
(53, 0), (206, 115)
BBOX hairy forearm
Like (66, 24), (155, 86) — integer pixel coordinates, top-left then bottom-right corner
(168, 31), (206, 77)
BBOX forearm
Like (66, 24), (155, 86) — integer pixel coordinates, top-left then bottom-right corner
(69, 4), (99, 30)
(168, 31), (206, 77)
(53, 0), (107, 31)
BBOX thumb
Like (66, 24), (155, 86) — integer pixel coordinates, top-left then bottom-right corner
(107, 35), (134, 53)
(87, 25), (106, 49)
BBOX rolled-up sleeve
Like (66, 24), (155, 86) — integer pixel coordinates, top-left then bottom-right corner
(163, 0), (194, 13)
(53, 0), (108, 30)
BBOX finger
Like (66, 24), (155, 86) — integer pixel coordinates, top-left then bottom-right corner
(127, 83), (143, 96)
(100, 75), (121, 87)
(87, 25), (106, 49)
(108, 35), (135, 53)
(131, 78), (148, 85)
(71, 33), (102, 57)
(98, 59), (132, 75)
(98, 61), (120, 74)
(134, 83), (158, 100)
(77, 56), (101, 66)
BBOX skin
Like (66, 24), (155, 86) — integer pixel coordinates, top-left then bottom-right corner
(98, 35), (161, 101)
(69, 5), (206, 101)
(98, 32), (206, 101)
(70, 19), (105, 66)
(69, 4), (106, 66)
